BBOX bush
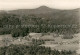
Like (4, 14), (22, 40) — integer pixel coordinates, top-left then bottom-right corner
(20, 28), (29, 37)
(11, 28), (20, 37)
(11, 27), (29, 37)
(0, 28), (11, 35)
(62, 34), (73, 39)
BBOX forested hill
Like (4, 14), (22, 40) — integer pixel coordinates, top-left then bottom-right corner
(0, 6), (79, 24)
(0, 6), (79, 34)
(9, 6), (60, 15)
(1, 6), (79, 25)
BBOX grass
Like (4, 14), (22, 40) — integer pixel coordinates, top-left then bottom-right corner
(52, 44), (78, 51)
(0, 33), (79, 51)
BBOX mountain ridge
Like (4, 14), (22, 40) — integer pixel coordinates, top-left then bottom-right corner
(0, 6), (79, 14)
(0, 6), (79, 25)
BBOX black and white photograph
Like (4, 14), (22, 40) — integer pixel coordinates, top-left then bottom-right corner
(0, 0), (80, 55)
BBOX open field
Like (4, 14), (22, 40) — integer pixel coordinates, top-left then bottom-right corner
(30, 33), (79, 51)
(52, 44), (78, 51)
(41, 44), (78, 51)
(0, 33), (79, 52)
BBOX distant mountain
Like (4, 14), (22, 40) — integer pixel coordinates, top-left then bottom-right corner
(8, 6), (60, 15)
(0, 6), (80, 25)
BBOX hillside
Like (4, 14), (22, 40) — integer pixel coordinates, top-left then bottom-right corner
(0, 6), (79, 34)
(0, 6), (79, 25)
(9, 6), (60, 15)
(8, 6), (80, 25)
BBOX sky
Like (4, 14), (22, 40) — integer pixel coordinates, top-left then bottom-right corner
(0, 0), (80, 10)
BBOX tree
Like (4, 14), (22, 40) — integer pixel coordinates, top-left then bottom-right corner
(20, 27), (29, 37)
(11, 28), (20, 37)
(11, 27), (29, 37)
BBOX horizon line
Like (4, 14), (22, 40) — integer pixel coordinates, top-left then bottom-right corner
(0, 5), (80, 11)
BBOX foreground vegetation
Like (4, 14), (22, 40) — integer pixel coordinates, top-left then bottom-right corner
(0, 44), (76, 55)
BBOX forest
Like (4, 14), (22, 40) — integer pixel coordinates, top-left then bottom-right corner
(0, 13), (79, 36)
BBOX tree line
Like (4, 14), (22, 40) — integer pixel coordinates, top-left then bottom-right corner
(0, 13), (79, 36)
